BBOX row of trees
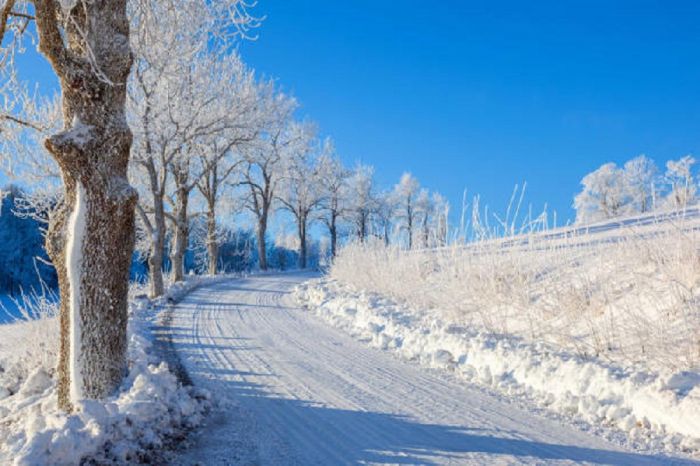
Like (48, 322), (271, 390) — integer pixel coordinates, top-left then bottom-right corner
(574, 154), (697, 223)
(0, 0), (451, 408)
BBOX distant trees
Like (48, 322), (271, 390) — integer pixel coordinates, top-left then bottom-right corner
(316, 141), (350, 258)
(276, 123), (324, 269)
(574, 154), (699, 224)
(239, 103), (298, 271)
(574, 163), (628, 223)
(346, 164), (376, 243)
(665, 155), (696, 210)
(623, 155), (657, 214)
(393, 173), (420, 249)
(0, 186), (56, 293)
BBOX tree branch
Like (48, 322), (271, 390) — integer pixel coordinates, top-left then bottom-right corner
(1, 113), (43, 132)
(34, 0), (69, 77)
(0, 0), (17, 45)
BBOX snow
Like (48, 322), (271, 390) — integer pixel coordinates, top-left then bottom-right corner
(0, 277), (217, 465)
(168, 273), (693, 465)
(294, 278), (700, 457)
(66, 182), (87, 403)
(59, 0), (78, 14)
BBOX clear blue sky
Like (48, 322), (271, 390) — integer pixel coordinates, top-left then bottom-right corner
(15, 1), (700, 223)
(237, 0), (700, 223)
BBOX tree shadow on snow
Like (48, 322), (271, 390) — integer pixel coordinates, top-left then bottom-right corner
(170, 353), (696, 464)
(166, 277), (697, 465)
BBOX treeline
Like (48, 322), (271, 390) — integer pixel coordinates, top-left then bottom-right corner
(0, 186), (56, 294)
(2, 0), (452, 299)
(574, 155), (697, 224)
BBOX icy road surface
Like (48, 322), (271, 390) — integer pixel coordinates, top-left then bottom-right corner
(168, 273), (693, 465)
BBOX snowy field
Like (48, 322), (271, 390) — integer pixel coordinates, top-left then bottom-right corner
(294, 215), (700, 458)
(0, 278), (216, 465)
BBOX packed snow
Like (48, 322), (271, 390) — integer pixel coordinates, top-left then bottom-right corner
(168, 273), (694, 465)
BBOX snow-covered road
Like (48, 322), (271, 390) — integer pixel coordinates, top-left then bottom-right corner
(167, 273), (694, 465)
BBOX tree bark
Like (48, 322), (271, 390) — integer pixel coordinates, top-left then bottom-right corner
(257, 216), (268, 271)
(329, 215), (337, 258)
(407, 202), (414, 250)
(206, 201), (218, 275)
(171, 184), (189, 282)
(298, 214), (307, 269)
(38, 0), (136, 410)
(148, 198), (165, 298)
(359, 211), (367, 243)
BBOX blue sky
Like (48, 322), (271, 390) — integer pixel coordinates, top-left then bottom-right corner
(237, 0), (700, 223)
(15, 1), (700, 223)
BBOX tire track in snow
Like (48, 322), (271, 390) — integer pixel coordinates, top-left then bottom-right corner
(170, 273), (696, 465)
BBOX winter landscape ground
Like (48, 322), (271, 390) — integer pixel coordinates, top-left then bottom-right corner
(1, 215), (700, 464)
(1, 1), (700, 465)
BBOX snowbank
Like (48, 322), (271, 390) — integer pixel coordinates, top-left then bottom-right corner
(0, 276), (217, 465)
(295, 279), (700, 456)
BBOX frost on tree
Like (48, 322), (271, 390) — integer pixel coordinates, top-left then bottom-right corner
(346, 164), (376, 243)
(128, 0), (263, 290)
(393, 172), (420, 249)
(574, 163), (627, 224)
(664, 155), (696, 210)
(0, 0), (138, 409)
(316, 141), (350, 258)
(239, 97), (298, 271)
(277, 122), (324, 269)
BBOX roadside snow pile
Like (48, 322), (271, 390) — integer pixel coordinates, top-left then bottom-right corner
(295, 278), (700, 455)
(0, 278), (212, 466)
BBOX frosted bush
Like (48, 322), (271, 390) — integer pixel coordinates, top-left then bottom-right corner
(330, 218), (700, 372)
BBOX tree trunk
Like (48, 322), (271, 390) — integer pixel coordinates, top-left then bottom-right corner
(40, 0), (136, 410)
(422, 216), (429, 248)
(148, 199), (165, 298)
(206, 201), (218, 275)
(172, 186), (189, 282)
(329, 215), (337, 258)
(359, 212), (367, 243)
(257, 217), (268, 270)
(298, 215), (307, 269)
(407, 206), (413, 250)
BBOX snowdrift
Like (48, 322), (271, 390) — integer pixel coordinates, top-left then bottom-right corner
(295, 275), (700, 456)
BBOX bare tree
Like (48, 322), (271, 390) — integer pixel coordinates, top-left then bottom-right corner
(373, 190), (395, 246)
(432, 192), (450, 247)
(664, 155), (696, 210)
(346, 163), (376, 243)
(129, 1), (257, 293)
(415, 188), (432, 248)
(195, 141), (243, 275)
(277, 123), (323, 269)
(574, 163), (629, 224)
(239, 99), (298, 270)
(393, 172), (420, 249)
(165, 53), (264, 282)
(315, 138), (349, 258)
(623, 155), (657, 213)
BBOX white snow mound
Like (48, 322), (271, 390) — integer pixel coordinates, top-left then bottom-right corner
(295, 279), (700, 456)
(0, 278), (213, 465)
